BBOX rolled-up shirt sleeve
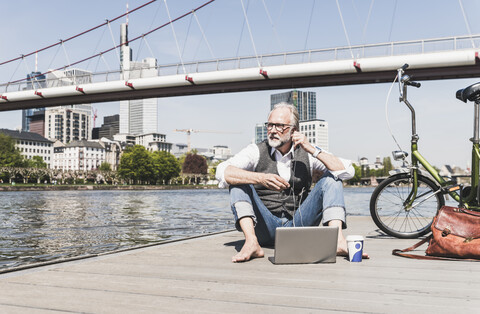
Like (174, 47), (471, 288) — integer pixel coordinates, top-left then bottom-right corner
(310, 154), (354, 181)
(330, 157), (354, 180)
(215, 144), (259, 188)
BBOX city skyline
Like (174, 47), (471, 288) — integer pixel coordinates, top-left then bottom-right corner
(1, 1), (480, 167)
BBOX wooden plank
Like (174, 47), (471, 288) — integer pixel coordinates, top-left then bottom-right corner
(1, 216), (479, 313)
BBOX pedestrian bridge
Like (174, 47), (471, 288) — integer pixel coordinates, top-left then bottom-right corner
(1, 0), (480, 112)
(2, 34), (480, 112)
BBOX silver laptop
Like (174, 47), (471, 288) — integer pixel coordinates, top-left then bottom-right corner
(269, 226), (338, 264)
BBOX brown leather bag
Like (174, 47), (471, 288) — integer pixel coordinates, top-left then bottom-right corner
(393, 206), (480, 261)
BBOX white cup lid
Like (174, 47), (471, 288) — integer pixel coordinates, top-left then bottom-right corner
(346, 235), (364, 241)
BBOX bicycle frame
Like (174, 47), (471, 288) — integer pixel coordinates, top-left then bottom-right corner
(399, 76), (480, 210)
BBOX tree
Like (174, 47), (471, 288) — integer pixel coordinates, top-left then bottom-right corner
(182, 153), (208, 174)
(382, 157), (393, 176)
(28, 156), (47, 168)
(98, 162), (112, 171)
(152, 151), (181, 184)
(348, 163), (362, 184)
(0, 134), (24, 167)
(209, 160), (222, 178)
(118, 145), (155, 184)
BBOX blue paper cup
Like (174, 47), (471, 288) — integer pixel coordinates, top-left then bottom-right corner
(346, 235), (364, 262)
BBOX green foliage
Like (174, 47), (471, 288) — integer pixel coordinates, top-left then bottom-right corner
(382, 157), (393, 176)
(118, 145), (155, 184)
(209, 160), (223, 177)
(348, 163), (362, 184)
(152, 151), (180, 183)
(182, 153), (208, 174)
(0, 134), (24, 167)
(27, 156), (47, 168)
(98, 162), (112, 171)
(118, 146), (182, 184)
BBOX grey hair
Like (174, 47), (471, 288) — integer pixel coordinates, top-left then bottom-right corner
(270, 102), (300, 131)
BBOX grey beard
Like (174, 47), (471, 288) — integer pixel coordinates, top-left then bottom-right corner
(268, 137), (289, 148)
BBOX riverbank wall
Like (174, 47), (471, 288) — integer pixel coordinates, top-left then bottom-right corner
(0, 184), (219, 192)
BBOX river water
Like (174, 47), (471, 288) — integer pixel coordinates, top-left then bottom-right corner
(0, 187), (375, 270)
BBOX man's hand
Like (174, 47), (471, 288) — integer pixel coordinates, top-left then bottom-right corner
(259, 173), (290, 191)
(291, 131), (314, 154)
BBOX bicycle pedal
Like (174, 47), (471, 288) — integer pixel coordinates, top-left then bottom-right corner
(442, 184), (462, 193)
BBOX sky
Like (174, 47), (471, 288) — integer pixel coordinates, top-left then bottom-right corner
(1, 0), (480, 168)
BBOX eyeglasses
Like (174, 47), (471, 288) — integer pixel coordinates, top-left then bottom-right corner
(264, 122), (294, 132)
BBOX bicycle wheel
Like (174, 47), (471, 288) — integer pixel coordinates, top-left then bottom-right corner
(370, 173), (445, 238)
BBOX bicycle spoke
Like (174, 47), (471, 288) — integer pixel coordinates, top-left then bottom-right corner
(370, 174), (443, 238)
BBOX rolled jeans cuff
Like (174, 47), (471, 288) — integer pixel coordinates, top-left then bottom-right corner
(233, 201), (257, 230)
(322, 206), (347, 229)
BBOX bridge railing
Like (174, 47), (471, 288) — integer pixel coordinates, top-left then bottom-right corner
(2, 34), (480, 93)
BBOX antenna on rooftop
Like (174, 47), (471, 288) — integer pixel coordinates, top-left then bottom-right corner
(126, 3), (129, 25)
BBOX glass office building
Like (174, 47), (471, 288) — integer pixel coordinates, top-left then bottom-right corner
(270, 90), (317, 122)
(22, 72), (47, 132)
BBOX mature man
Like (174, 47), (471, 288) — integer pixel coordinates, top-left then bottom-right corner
(216, 103), (355, 262)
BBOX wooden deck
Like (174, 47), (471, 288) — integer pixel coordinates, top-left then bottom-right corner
(1, 216), (479, 313)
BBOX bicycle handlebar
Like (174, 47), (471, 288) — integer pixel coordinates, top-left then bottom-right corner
(406, 80), (421, 88)
(397, 64), (421, 99)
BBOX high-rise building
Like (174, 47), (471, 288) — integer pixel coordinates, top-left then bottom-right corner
(271, 90), (317, 121)
(44, 107), (92, 143)
(300, 119), (328, 151)
(119, 23), (158, 135)
(98, 114), (120, 140)
(43, 69), (94, 143)
(22, 72), (47, 132)
(255, 123), (268, 143)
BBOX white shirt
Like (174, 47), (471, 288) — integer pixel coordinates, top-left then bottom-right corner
(215, 143), (354, 188)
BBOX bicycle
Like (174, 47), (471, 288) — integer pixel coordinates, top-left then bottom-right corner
(369, 64), (480, 238)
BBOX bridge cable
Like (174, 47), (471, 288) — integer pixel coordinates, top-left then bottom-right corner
(100, 53), (112, 74)
(387, 0), (397, 42)
(164, 0), (187, 74)
(303, 0), (316, 58)
(239, 0), (261, 67)
(7, 59), (22, 89)
(21, 57), (34, 87)
(193, 11), (216, 59)
(192, 8), (214, 61)
(385, 74), (407, 160)
(135, 0), (163, 63)
(362, 0), (375, 44)
(61, 41), (72, 70)
(181, 14), (194, 59)
(335, 0), (354, 59)
(4, 0), (216, 86)
(85, 23), (109, 71)
(107, 21), (122, 72)
(143, 36), (157, 61)
(235, 0), (250, 58)
(261, 0), (284, 53)
(458, 0), (475, 48)
(0, 0), (158, 67)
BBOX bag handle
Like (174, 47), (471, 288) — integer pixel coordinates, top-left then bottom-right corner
(392, 235), (480, 262)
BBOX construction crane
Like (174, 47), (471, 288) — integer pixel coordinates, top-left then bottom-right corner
(174, 129), (240, 152)
(92, 108), (98, 128)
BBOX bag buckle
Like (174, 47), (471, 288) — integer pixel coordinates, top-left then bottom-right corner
(442, 227), (451, 237)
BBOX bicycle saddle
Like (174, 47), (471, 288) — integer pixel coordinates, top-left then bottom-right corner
(456, 82), (480, 102)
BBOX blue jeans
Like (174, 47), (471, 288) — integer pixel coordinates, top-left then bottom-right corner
(229, 174), (346, 246)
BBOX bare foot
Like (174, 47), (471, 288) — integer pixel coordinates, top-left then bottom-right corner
(232, 240), (265, 263)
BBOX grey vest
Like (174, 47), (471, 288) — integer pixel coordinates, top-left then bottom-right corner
(253, 141), (312, 218)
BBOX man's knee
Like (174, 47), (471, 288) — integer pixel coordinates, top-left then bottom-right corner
(313, 174), (344, 194)
(229, 184), (254, 206)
